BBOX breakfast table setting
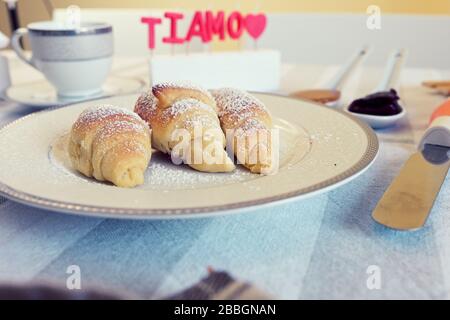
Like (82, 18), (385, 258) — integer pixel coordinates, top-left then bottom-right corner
(0, 48), (449, 299)
(0, 7), (450, 299)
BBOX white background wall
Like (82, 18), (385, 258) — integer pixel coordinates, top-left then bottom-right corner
(54, 10), (450, 69)
(248, 13), (450, 69)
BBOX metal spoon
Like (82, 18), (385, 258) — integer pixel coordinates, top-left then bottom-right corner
(290, 45), (370, 104)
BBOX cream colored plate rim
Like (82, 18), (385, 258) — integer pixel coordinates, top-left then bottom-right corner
(0, 93), (379, 219)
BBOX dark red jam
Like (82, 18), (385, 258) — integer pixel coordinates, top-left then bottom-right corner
(348, 89), (402, 116)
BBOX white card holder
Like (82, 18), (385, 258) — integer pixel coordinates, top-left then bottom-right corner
(148, 49), (281, 92)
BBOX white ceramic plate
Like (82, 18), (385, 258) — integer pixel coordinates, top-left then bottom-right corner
(4, 76), (145, 108)
(0, 93), (378, 219)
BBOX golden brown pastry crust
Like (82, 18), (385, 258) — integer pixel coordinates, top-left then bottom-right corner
(135, 84), (235, 173)
(211, 88), (276, 174)
(152, 82), (217, 110)
(69, 105), (152, 187)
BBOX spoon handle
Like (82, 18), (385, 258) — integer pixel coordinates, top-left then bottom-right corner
(326, 45), (370, 90)
(374, 48), (408, 92)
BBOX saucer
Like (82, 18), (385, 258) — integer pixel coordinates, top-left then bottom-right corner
(4, 76), (146, 108)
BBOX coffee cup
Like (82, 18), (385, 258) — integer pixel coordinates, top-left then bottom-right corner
(11, 21), (113, 98)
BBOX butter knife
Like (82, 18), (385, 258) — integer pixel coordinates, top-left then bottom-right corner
(372, 109), (450, 230)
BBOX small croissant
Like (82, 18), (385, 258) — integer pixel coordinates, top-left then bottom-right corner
(68, 105), (152, 187)
(135, 83), (235, 173)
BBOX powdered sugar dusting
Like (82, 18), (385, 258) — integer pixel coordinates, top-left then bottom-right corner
(116, 139), (149, 156)
(134, 91), (158, 123)
(73, 105), (144, 131)
(159, 98), (216, 126)
(153, 81), (214, 101)
(182, 114), (220, 130)
(50, 133), (258, 190)
(49, 115), (306, 191)
(234, 118), (268, 138)
(143, 152), (255, 190)
(96, 120), (148, 142)
(211, 88), (269, 127)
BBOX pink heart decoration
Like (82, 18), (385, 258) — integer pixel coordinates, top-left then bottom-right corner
(244, 14), (267, 40)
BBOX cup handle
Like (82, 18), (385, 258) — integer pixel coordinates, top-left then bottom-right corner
(11, 28), (37, 69)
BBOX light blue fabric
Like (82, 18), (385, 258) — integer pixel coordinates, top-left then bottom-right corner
(0, 139), (448, 299)
(0, 195), (327, 299)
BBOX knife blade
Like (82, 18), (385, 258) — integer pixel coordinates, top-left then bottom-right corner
(372, 144), (450, 230)
(372, 104), (450, 230)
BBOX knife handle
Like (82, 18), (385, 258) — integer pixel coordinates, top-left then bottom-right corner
(418, 100), (450, 150)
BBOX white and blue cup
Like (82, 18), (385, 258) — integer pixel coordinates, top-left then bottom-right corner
(12, 21), (113, 98)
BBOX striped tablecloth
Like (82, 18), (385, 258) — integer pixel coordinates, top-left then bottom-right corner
(0, 55), (449, 299)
